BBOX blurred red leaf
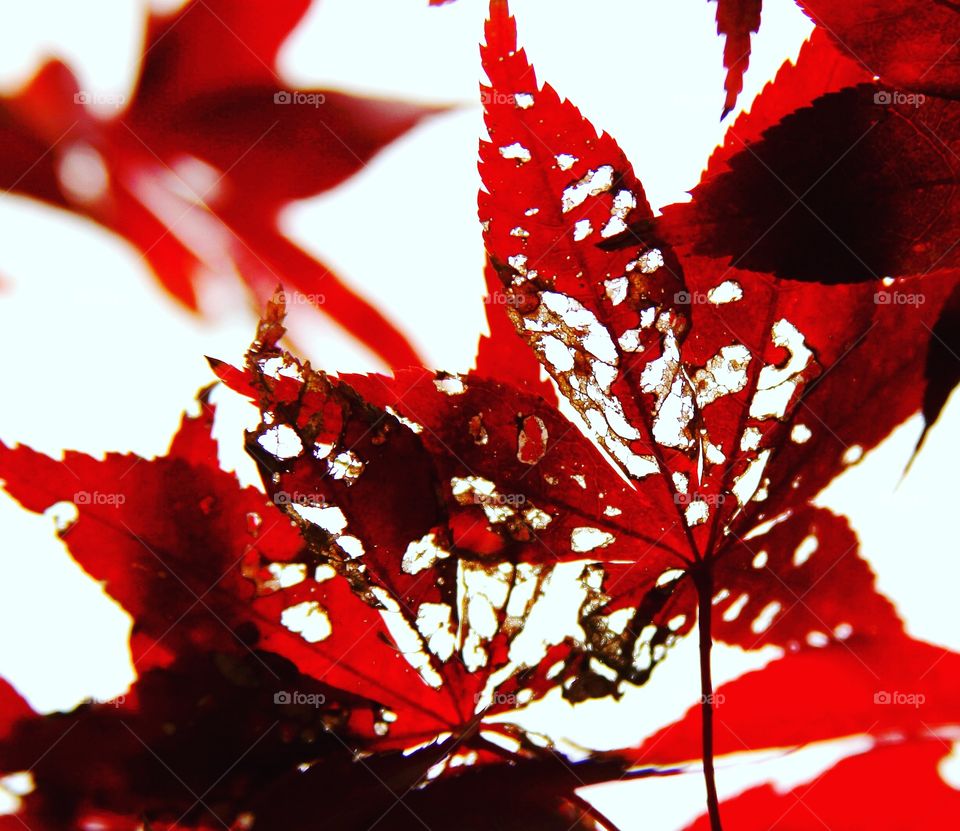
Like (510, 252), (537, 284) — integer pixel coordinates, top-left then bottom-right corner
(0, 0), (440, 367)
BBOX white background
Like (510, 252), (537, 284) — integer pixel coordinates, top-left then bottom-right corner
(0, 1), (957, 828)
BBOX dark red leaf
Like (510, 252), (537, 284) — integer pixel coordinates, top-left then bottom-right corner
(0, 650), (632, 831)
(916, 281), (960, 457)
(798, 0), (960, 96)
(341, 365), (687, 561)
(249, 749), (628, 831)
(703, 27), (871, 180)
(661, 85), (960, 283)
(0, 651), (365, 831)
(0, 678), (33, 740)
(713, 0), (763, 117)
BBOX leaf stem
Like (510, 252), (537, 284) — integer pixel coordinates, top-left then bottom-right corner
(694, 564), (724, 831)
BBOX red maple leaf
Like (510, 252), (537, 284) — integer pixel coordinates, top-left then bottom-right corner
(477, 0), (960, 822)
(0, 385), (644, 829)
(216, 291), (693, 717)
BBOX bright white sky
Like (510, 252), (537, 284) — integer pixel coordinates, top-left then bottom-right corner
(0, 1), (958, 829)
